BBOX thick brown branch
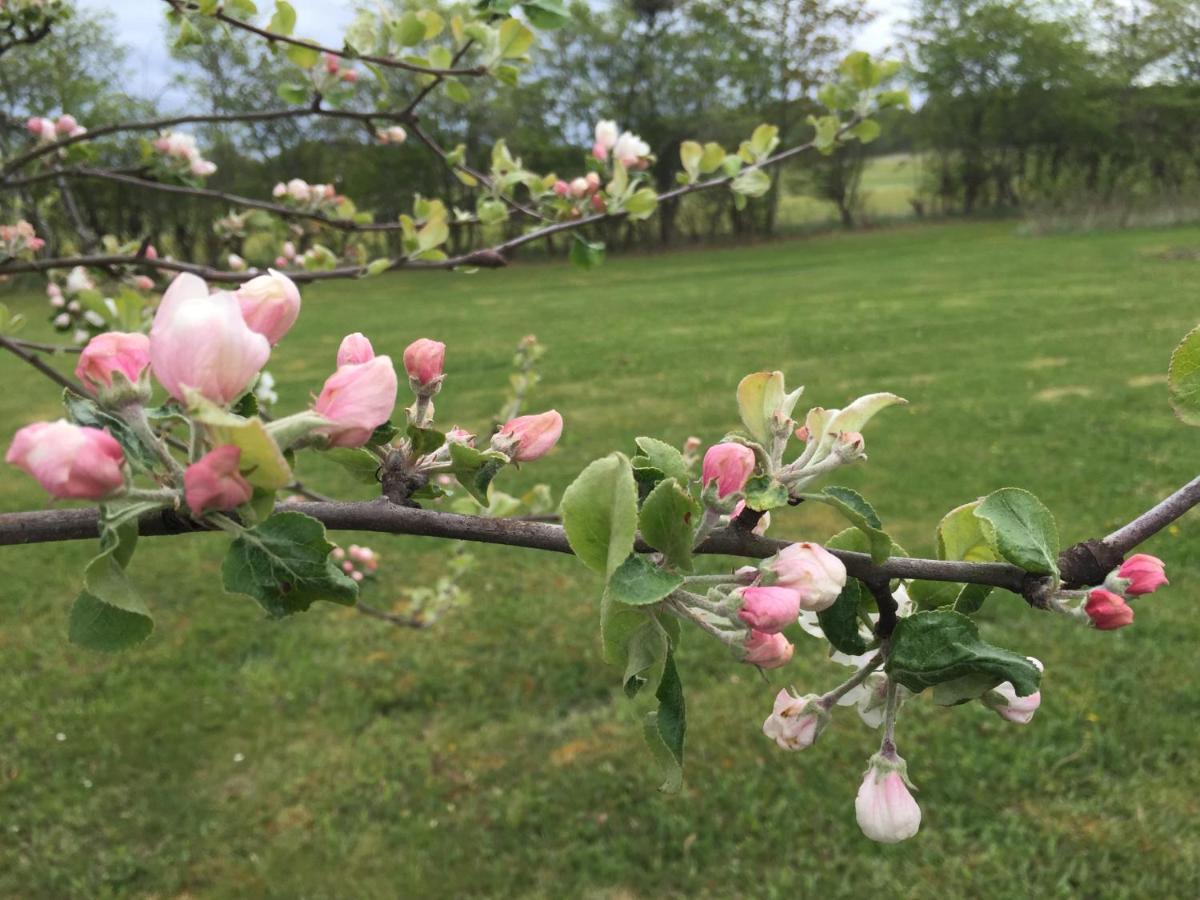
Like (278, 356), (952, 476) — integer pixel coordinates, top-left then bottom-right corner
(4, 167), (405, 232)
(1, 106), (412, 176)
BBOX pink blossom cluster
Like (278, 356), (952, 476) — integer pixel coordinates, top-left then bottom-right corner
(271, 178), (342, 208)
(152, 131), (217, 177)
(332, 544), (380, 583)
(552, 172), (605, 214)
(26, 113), (85, 143)
(1082, 553), (1169, 630)
(273, 240), (298, 269)
(321, 52), (359, 84)
(591, 120), (651, 169)
(0, 219), (44, 256)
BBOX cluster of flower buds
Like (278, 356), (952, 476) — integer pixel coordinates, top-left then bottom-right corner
(318, 52), (358, 86)
(152, 131), (217, 178)
(551, 172), (605, 214)
(271, 179), (342, 210)
(332, 544), (379, 583)
(376, 126), (408, 145)
(25, 113), (85, 143)
(46, 266), (111, 343)
(592, 120), (652, 170)
(1049, 553), (1168, 630)
(273, 240), (298, 269)
(0, 219), (44, 258)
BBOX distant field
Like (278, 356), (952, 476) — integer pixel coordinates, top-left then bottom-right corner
(779, 152), (922, 227)
(2, 221), (1200, 897)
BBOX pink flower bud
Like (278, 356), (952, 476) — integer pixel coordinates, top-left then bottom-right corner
(985, 658), (1043, 725)
(594, 120), (619, 151)
(741, 630), (794, 669)
(569, 177), (590, 198)
(273, 182), (287, 198)
(314, 355), (399, 448)
(144, 245), (158, 261)
(494, 410), (563, 462)
(324, 53), (340, 73)
(403, 338), (446, 390)
(75, 332), (151, 395)
(133, 275), (155, 291)
(46, 283), (63, 300)
(585, 172), (601, 192)
(6, 420), (125, 500)
(445, 427), (475, 446)
(340, 69), (358, 83)
(762, 690), (828, 750)
(702, 442), (756, 498)
(183, 445), (253, 515)
(342, 560), (354, 573)
(282, 241), (297, 259)
(763, 542), (846, 611)
(590, 193), (607, 213)
(55, 114), (78, 135)
(833, 430), (865, 460)
(337, 332), (375, 367)
(149, 273), (271, 406)
(236, 269), (301, 345)
(735, 585), (802, 634)
(1085, 588), (1134, 630)
(553, 179), (570, 197)
(856, 753), (921, 844)
(591, 141), (609, 163)
(227, 254), (246, 272)
(26, 117), (46, 137)
(1115, 553), (1168, 596)
(351, 570), (364, 582)
(332, 547), (345, 560)
(190, 159), (217, 177)
(274, 256), (289, 268)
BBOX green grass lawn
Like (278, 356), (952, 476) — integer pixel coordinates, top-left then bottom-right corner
(2, 221), (1200, 898)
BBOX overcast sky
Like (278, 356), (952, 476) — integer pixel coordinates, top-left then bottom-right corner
(80, 0), (907, 106)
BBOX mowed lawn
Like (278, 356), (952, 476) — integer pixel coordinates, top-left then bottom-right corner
(2, 221), (1200, 898)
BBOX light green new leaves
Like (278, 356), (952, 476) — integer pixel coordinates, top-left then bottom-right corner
(736, 370), (802, 443)
(814, 392), (907, 459)
(887, 610), (1041, 698)
(637, 477), (698, 573)
(222, 511), (358, 618)
(268, 0), (295, 36)
(188, 393), (292, 492)
(731, 167), (770, 199)
(1168, 323), (1200, 425)
(522, 0), (570, 30)
(643, 651), (686, 794)
(907, 501), (998, 610)
(561, 453), (638, 579)
(631, 436), (691, 485)
(68, 519), (153, 652)
(974, 487), (1059, 577)
(679, 140), (703, 182)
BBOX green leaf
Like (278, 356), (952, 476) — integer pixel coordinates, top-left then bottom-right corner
(69, 521), (153, 652)
(277, 79), (311, 103)
(621, 615), (669, 698)
(569, 234), (605, 270)
(319, 447), (380, 484)
(623, 188), (658, 221)
(908, 501), (998, 608)
(365, 258), (392, 277)
(643, 652), (685, 793)
(699, 142), (726, 175)
(448, 443), (508, 506)
(953, 583), (993, 615)
(736, 370), (798, 443)
(416, 8), (444, 39)
(392, 11), (426, 46)
(268, 0), (296, 35)
(188, 395), (292, 493)
(407, 424), (446, 457)
(285, 41), (320, 68)
(561, 453), (638, 579)
(840, 50), (881, 89)
(1168, 323), (1200, 425)
(801, 486), (892, 563)
(743, 475), (789, 512)
(931, 670), (1005, 707)
(974, 488), (1059, 577)
(522, 0), (569, 29)
(638, 478), (699, 573)
(606, 554), (684, 607)
(497, 18), (534, 58)
(631, 436), (690, 484)
(679, 140), (703, 181)
(850, 119), (881, 143)
(817, 578), (869, 655)
(731, 167), (770, 198)
(222, 511), (358, 618)
(887, 610), (1041, 697)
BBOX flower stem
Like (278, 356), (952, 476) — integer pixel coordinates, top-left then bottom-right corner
(819, 652), (884, 710)
(880, 676), (900, 757)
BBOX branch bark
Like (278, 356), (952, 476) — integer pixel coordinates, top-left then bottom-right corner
(3, 474), (1196, 599)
